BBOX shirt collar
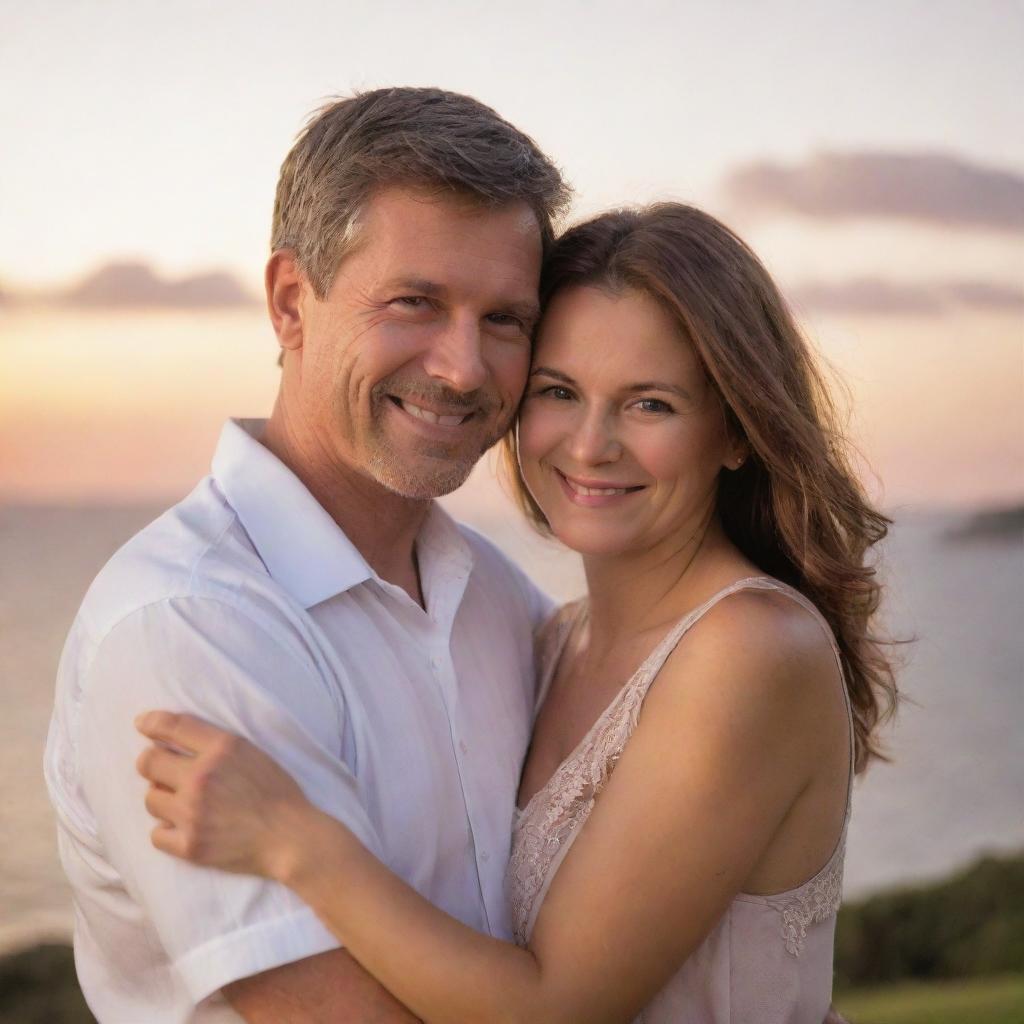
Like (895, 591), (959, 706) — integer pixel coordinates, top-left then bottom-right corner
(211, 418), (373, 608)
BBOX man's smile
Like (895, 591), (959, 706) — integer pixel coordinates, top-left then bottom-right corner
(390, 396), (474, 427)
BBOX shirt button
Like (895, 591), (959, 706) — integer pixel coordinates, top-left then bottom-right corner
(480, 851), (490, 862)
(459, 740), (468, 754)
(430, 656), (441, 671)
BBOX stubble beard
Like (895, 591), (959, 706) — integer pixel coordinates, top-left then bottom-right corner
(363, 383), (514, 500)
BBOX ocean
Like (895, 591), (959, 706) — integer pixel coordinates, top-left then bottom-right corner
(2, 483), (1022, 955)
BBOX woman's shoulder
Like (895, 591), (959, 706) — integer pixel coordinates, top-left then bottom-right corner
(633, 578), (848, 801)
(658, 577), (842, 716)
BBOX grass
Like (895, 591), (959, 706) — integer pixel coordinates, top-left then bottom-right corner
(835, 974), (1024, 1024)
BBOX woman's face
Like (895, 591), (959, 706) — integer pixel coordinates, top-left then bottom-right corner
(518, 285), (740, 559)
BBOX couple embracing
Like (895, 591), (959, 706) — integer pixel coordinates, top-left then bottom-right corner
(46, 87), (895, 1023)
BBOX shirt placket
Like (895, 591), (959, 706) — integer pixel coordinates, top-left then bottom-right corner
(425, 614), (494, 936)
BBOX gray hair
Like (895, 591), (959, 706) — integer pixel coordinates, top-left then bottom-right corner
(272, 87), (571, 297)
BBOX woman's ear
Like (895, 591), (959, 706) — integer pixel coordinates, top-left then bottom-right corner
(265, 250), (306, 357)
(724, 438), (750, 472)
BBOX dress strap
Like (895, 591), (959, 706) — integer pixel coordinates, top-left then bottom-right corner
(633, 576), (778, 690)
(632, 576), (855, 786)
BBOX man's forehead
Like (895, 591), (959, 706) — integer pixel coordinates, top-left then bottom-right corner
(362, 185), (541, 247)
(342, 187), (542, 296)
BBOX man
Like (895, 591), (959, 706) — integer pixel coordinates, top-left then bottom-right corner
(45, 87), (570, 1022)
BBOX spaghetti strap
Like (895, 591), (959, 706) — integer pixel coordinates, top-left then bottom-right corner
(638, 576), (855, 784)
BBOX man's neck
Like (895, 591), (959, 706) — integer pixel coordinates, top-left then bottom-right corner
(260, 409), (429, 605)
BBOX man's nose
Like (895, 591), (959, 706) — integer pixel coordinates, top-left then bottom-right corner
(421, 315), (488, 394)
(568, 408), (622, 465)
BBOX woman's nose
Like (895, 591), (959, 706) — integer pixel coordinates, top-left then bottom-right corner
(568, 410), (622, 465)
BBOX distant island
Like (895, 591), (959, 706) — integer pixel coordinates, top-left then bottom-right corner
(2, 260), (259, 310)
(945, 503), (1024, 543)
(63, 261), (258, 309)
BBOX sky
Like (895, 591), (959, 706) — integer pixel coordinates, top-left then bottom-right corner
(1, 0), (1022, 507)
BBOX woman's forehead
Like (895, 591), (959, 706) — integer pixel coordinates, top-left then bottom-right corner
(535, 285), (703, 376)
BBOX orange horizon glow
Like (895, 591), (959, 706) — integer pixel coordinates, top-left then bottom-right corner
(2, 303), (1021, 510)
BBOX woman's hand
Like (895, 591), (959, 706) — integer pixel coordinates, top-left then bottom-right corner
(134, 710), (312, 881)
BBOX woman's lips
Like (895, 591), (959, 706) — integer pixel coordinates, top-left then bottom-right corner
(556, 469), (644, 506)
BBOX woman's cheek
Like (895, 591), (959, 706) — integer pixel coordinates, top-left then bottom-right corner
(517, 402), (557, 499)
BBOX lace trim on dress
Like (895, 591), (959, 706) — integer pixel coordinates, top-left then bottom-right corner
(770, 852), (846, 956)
(509, 649), (650, 945)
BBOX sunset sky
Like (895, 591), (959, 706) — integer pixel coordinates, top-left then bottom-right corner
(1, 0), (1021, 508)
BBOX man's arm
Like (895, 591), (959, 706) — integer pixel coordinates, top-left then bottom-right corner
(225, 950), (421, 1024)
(78, 596), (409, 1017)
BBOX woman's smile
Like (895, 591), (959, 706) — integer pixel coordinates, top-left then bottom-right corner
(554, 469), (646, 506)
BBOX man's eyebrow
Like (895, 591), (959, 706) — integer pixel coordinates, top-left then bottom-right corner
(506, 300), (541, 325)
(383, 277), (447, 297)
(380, 278), (539, 324)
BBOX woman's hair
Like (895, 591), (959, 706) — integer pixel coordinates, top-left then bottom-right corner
(502, 203), (897, 768)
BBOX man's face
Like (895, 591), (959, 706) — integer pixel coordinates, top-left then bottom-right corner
(293, 187), (543, 499)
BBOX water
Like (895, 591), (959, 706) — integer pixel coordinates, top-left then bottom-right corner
(1, 484), (1022, 955)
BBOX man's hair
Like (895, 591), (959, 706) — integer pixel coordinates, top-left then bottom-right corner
(272, 86), (571, 298)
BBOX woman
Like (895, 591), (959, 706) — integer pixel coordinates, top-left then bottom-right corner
(136, 204), (895, 1022)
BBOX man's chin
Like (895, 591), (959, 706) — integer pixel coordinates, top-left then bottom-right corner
(367, 454), (476, 501)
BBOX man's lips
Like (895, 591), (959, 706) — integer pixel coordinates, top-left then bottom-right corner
(389, 396), (474, 426)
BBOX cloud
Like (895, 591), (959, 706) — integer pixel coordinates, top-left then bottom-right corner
(788, 277), (1024, 316)
(61, 261), (257, 308)
(724, 151), (1024, 231)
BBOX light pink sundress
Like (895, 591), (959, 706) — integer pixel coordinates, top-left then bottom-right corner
(507, 577), (854, 1024)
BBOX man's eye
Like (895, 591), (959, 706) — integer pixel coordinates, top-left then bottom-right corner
(487, 312), (525, 331)
(392, 296), (429, 309)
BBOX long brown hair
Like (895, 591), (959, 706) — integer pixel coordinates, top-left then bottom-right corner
(503, 204), (897, 768)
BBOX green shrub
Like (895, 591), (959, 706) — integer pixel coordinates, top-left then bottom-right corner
(836, 852), (1024, 988)
(0, 943), (95, 1023)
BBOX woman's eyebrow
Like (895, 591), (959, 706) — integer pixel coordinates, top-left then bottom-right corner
(531, 368), (692, 401)
(627, 381), (693, 399)
(529, 366), (576, 383)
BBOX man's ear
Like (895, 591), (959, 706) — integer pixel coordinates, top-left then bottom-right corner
(266, 250), (306, 357)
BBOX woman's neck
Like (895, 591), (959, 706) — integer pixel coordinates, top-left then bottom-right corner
(579, 515), (749, 656)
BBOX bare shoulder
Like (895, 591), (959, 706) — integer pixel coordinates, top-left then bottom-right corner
(651, 583), (842, 729)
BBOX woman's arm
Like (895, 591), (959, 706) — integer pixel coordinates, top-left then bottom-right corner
(136, 593), (842, 1024)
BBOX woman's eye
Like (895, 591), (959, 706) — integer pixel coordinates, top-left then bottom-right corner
(529, 384), (574, 401)
(635, 397), (674, 414)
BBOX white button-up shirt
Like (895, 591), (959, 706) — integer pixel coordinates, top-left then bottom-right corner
(44, 419), (551, 1023)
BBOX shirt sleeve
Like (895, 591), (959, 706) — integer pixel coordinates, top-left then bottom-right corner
(76, 594), (383, 1003)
